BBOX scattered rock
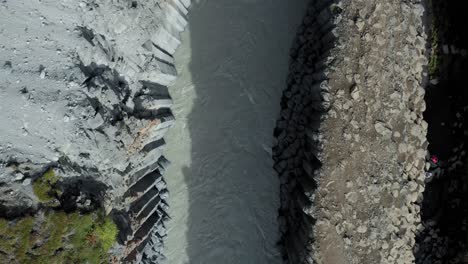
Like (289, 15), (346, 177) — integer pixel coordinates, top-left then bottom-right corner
(345, 192), (359, 204)
(357, 225), (367, 233)
(19, 86), (28, 94)
(3, 60), (12, 69)
(350, 85), (360, 100)
(375, 121), (392, 138)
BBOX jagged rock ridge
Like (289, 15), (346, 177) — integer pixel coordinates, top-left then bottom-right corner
(0, 0), (190, 262)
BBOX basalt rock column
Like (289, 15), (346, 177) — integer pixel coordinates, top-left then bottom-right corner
(0, 0), (190, 262)
(274, 1), (428, 263)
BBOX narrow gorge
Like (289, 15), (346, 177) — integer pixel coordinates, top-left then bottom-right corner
(1, 0), (468, 264)
(162, 1), (307, 263)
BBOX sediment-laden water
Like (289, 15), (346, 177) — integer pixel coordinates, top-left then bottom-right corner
(163, 1), (308, 263)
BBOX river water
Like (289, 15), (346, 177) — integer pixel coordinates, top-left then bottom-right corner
(164, 1), (308, 263)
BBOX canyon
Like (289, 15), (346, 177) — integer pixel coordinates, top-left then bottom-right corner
(1, 0), (468, 263)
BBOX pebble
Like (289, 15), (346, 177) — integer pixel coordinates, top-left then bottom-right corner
(345, 192), (358, 203)
(22, 178), (31, 185)
(350, 85), (360, 100)
(374, 121), (392, 138)
(14, 173), (25, 181)
(357, 225), (367, 233)
(398, 143), (408, 154)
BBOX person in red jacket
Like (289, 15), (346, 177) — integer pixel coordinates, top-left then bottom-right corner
(425, 154), (444, 183)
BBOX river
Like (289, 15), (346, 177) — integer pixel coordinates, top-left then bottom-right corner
(163, 1), (308, 263)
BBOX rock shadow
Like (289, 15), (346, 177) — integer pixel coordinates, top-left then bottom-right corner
(271, 1), (340, 262)
(415, 0), (468, 262)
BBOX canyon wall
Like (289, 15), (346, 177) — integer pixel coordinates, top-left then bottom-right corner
(415, 0), (468, 262)
(5, 0), (466, 263)
(273, 0), (428, 263)
(0, 0), (190, 262)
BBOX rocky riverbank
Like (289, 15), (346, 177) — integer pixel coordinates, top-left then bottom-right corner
(0, 0), (190, 262)
(3, 0), (468, 263)
(274, 1), (428, 263)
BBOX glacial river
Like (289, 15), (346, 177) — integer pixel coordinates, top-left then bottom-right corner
(164, 1), (308, 263)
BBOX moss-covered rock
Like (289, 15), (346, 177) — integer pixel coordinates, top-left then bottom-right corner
(0, 210), (118, 264)
(428, 17), (440, 77)
(32, 169), (59, 203)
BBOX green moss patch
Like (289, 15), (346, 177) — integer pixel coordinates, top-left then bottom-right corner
(428, 22), (440, 77)
(33, 169), (59, 202)
(0, 210), (118, 264)
(94, 216), (119, 252)
(330, 4), (343, 15)
(428, 0), (441, 78)
(0, 217), (35, 261)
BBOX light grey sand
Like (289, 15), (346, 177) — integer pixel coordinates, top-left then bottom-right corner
(164, 1), (308, 263)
